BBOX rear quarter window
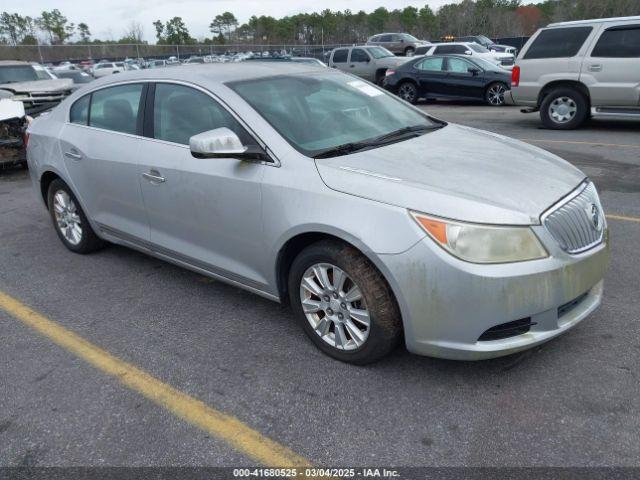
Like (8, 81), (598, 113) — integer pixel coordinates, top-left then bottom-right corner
(69, 94), (90, 125)
(523, 27), (593, 59)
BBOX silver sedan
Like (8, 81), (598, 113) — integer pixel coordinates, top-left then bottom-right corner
(26, 63), (609, 364)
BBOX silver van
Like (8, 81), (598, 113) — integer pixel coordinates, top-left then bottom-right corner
(508, 15), (640, 129)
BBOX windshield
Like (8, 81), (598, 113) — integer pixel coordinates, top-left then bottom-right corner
(469, 43), (490, 53)
(367, 46), (394, 59)
(402, 34), (419, 42)
(477, 35), (494, 46)
(0, 65), (39, 84)
(229, 72), (442, 157)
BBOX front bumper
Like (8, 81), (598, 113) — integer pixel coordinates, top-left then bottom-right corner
(378, 227), (610, 360)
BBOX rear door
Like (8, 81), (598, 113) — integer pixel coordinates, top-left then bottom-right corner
(59, 83), (149, 242)
(136, 82), (268, 287)
(330, 48), (349, 72)
(444, 57), (486, 99)
(582, 23), (640, 106)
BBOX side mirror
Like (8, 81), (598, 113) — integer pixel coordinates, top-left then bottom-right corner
(465, 50), (473, 55)
(190, 127), (270, 162)
(468, 67), (481, 76)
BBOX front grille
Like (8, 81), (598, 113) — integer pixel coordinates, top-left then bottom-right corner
(501, 58), (515, 66)
(543, 182), (605, 254)
(478, 318), (536, 341)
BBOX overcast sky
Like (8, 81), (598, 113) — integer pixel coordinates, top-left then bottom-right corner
(5, 0), (461, 42)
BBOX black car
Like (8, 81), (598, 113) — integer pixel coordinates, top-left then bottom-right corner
(383, 54), (511, 106)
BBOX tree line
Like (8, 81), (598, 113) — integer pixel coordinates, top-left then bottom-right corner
(1, 0), (639, 47)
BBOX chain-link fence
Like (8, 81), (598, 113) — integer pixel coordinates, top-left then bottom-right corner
(0, 43), (354, 64)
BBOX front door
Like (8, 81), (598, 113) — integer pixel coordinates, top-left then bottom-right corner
(349, 48), (373, 81)
(582, 24), (640, 106)
(60, 83), (149, 242)
(414, 56), (449, 97)
(136, 82), (268, 288)
(444, 57), (486, 99)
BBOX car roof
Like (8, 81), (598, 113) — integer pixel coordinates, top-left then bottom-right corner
(85, 62), (328, 88)
(548, 15), (640, 27)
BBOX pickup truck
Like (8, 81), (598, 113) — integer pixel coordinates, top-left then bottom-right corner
(328, 46), (410, 85)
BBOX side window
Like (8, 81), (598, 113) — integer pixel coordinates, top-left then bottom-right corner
(350, 49), (370, 63)
(370, 36), (379, 42)
(379, 35), (392, 42)
(434, 45), (452, 54)
(332, 49), (348, 63)
(453, 45), (469, 54)
(591, 26), (640, 58)
(416, 57), (444, 71)
(447, 58), (472, 73)
(89, 83), (143, 134)
(69, 94), (90, 125)
(153, 83), (252, 146)
(524, 27), (593, 59)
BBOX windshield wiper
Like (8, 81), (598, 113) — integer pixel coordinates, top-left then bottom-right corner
(370, 124), (443, 143)
(313, 124), (445, 159)
(313, 141), (374, 159)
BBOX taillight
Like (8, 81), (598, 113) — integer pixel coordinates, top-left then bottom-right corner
(511, 66), (520, 87)
(385, 69), (396, 76)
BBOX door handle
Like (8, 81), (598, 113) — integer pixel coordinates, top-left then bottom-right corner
(589, 64), (602, 72)
(64, 150), (82, 160)
(142, 171), (166, 184)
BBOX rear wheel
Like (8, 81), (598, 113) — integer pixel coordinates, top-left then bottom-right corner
(397, 81), (418, 104)
(485, 82), (508, 106)
(47, 179), (105, 254)
(288, 240), (402, 364)
(540, 88), (589, 130)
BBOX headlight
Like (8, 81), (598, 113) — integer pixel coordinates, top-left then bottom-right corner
(411, 211), (548, 264)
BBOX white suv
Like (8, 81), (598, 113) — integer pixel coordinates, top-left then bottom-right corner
(423, 42), (515, 69)
(508, 15), (640, 129)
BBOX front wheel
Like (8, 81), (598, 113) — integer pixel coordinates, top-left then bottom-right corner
(48, 179), (105, 254)
(485, 82), (508, 106)
(397, 81), (418, 104)
(288, 240), (402, 364)
(539, 88), (589, 130)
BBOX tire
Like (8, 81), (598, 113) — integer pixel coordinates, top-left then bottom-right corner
(540, 88), (589, 130)
(404, 46), (415, 57)
(288, 240), (402, 364)
(485, 82), (508, 106)
(397, 81), (418, 104)
(47, 179), (105, 254)
(374, 70), (385, 86)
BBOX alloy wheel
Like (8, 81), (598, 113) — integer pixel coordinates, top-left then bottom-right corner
(299, 263), (370, 351)
(549, 96), (577, 124)
(53, 190), (83, 246)
(487, 83), (506, 105)
(398, 83), (416, 102)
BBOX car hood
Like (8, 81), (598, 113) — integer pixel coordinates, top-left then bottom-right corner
(314, 124), (585, 225)
(0, 79), (73, 94)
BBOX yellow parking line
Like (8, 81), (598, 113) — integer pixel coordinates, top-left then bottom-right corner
(519, 138), (640, 149)
(607, 214), (640, 223)
(0, 290), (312, 468)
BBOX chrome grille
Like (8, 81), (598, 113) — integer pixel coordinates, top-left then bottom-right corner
(543, 182), (605, 254)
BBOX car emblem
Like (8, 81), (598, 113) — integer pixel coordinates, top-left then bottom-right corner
(589, 203), (602, 232)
